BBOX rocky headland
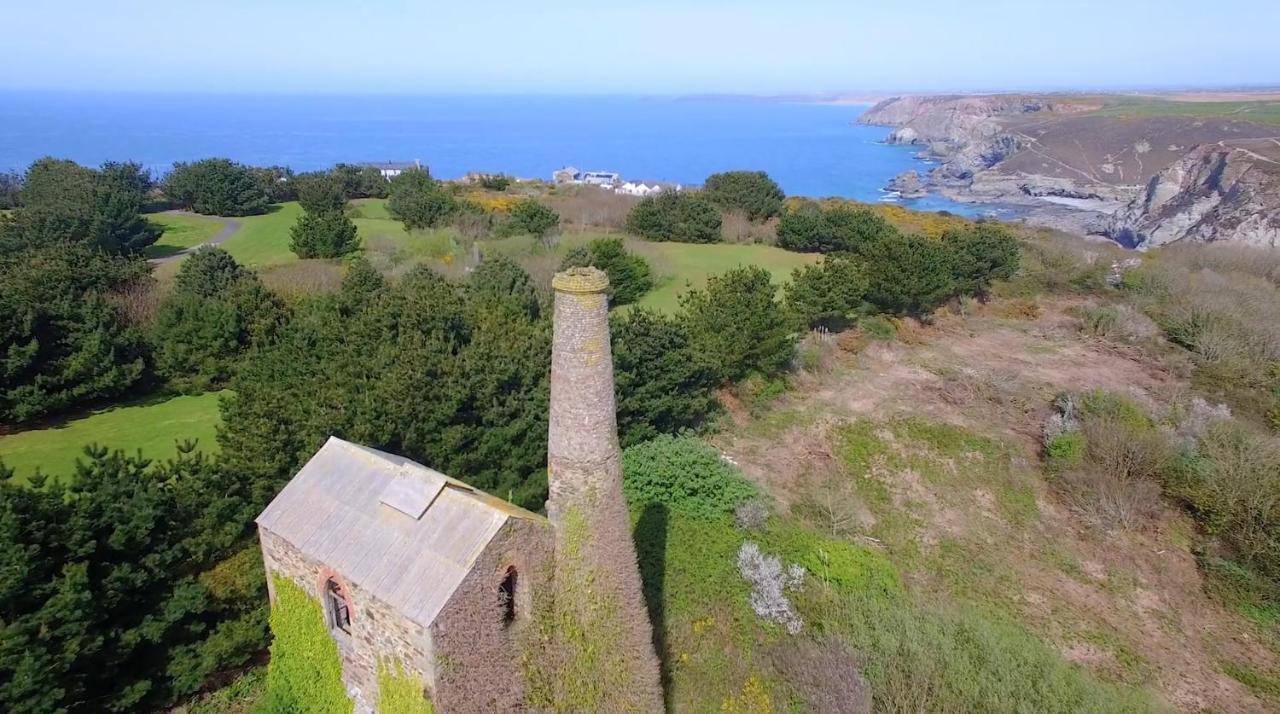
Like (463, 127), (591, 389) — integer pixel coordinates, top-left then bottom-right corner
(858, 94), (1280, 248)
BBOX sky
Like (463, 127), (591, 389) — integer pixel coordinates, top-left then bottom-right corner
(3, 0), (1278, 95)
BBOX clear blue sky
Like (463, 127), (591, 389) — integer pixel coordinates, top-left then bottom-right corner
(3, 0), (1277, 94)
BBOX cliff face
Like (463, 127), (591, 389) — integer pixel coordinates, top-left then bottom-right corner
(858, 94), (1280, 247)
(1107, 141), (1280, 249)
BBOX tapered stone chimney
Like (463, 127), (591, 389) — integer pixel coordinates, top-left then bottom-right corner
(546, 267), (664, 709)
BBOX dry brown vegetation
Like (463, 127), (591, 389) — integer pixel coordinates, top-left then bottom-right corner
(716, 274), (1280, 712)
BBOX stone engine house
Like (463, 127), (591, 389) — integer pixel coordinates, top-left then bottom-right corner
(256, 267), (660, 712)
(256, 438), (551, 712)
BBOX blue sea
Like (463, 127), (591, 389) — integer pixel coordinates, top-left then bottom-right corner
(0, 92), (988, 215)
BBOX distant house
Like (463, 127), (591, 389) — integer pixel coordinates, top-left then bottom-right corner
(364, 160), (422, 180)
(552, 167), (622, 187)
(580, 170), (621, 187)
(552, 166), (580, 184)
(615, 180), (679, 197)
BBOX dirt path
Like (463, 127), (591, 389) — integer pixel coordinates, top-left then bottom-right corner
(149, 211), (241, 264)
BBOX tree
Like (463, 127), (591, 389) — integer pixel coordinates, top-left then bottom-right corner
(680, 266), (794, 382)
(777, 202), (891, 253)
(560, 237), (654, 306)
(944, 223), (1020, 297)
(0, 446), (265, 713)
(0, 241), (149, 422)
(0, 171), (20, 209)
(332, 164), (390, 199)
(702, 170), (785, 221)
(625, 191), (722, 243)
(293, 172), (347, 215)
(476, 173), (512, 191)
(289, 209), (359, 259)
(785, 257), (869, 330)
(249, 165), (297, 203)
(153, 247), (286, 391)
(163, 159), (270, 217)
(387, 168), (454, 231)
(611, 309), (719, 446)
(856, 231), (957, 316)
(506, 199), (560, 243)
(13, 159), (160, 254)
(91, 161), (162, 254)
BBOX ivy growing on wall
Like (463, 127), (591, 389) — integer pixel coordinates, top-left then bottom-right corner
(377, 659), (435, 714)
(261, 575), (353, 714)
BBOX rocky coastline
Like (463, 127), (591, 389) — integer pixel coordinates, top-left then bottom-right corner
(858, 95), (1280, 248)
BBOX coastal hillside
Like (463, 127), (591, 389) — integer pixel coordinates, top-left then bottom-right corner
(858, 94), (1280, 248)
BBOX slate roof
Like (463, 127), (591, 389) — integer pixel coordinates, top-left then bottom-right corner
(256, 437), (545, 628)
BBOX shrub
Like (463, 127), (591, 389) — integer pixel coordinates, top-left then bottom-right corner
(777, 203), (892, 254)
(560, 237), (654, 305)
(784, 257), (868, 330)
(163, 159), (269, 216)
(621, 434), (757, 518)
(1045, 431), (1086, 468)
(506, 199), (560, 242)
(856, 231), (957, 316)
(625, 191), (722, 243)
(388, 169), (455, 230)
(612, 309), (720, 446)
(859, 315), (896, 341)
(680, 265), (794, 382)
(289, 209), (359, 259)
(475, 173), (512, 191)
(702, 170), (785, 221)
(738, 541), (807, 634)
(945, 223), (1020, 297)
(293, 172), (347, 214)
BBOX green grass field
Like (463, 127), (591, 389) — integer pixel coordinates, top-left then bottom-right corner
(1091, 99), (1280, 126)
(0, 392), (225, 484)
(146, 212), (227, 258)
(218, 203), (303, 268)
(631, 241), (817, 312)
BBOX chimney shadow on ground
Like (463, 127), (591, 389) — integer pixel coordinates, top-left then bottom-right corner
(633, 501), (671, 708)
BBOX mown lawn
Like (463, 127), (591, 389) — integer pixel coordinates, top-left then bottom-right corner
(146, 212), (227, 258)
(0, 391), (226, 484)
(219, 203), (303, 268)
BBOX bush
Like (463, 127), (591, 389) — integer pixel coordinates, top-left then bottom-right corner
(702, 170), (785, 221)
(388, 169), (454, 230)
(332, 163), (390, 199)
(293, 172), (347, 214)
(777, 203), (892, 254)
(625, 191), (722, 243)
(856, 231), (957, 316)
(612, 309), (720, 446)
(560, 238), (654, 305)
(163, 159), (270, 216)
(680, 265), (794, 382)
(475, 173), (512, 191)
(506, 199), (560, 241)
(945, 223), (1020, 297)
(289, 210), (359, 259)
(621, 434), (758, 518)
(784, 257), (868, 330)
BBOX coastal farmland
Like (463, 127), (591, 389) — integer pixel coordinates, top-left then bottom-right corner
(0, 391), (225, 484)
(1090, 98), (1280, 126)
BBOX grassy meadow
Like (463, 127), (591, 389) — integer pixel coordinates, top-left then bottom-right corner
(0, 391), (225, 483)
(1091, 98), (1280, 125)
(146, 212), (228, 258)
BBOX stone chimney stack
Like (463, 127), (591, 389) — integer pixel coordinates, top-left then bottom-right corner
(546, 267), (663, 709)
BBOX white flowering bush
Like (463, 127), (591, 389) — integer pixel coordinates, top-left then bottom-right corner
(737, 541), (806, 634)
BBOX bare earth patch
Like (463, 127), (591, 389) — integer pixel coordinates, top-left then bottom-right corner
(718, 299), (1280, 713)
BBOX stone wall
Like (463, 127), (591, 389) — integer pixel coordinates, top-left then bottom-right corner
(429, 517), (552, 713)
(260, 529), (434, 713)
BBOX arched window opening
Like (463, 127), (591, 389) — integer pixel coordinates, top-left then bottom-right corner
(498, 567), (518, 627)
(326, 578), (352, 634)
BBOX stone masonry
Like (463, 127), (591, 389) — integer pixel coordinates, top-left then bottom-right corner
(545, 267), (665, 709)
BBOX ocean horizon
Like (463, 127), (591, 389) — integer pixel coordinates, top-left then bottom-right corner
(0, 91), (990, 214)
